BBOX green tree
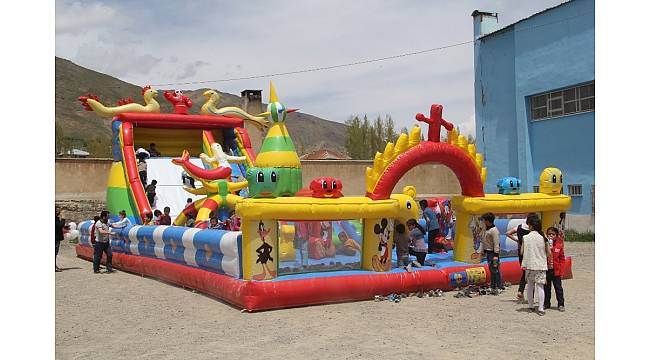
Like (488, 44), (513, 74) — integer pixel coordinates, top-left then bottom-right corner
(385, 116), (397, 143)
(344, 115), (362, 159)
(360, 115), (371, 159)
(87, 136), (112, 158)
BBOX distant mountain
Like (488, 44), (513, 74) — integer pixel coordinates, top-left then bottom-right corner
(55, 57), (347, 156)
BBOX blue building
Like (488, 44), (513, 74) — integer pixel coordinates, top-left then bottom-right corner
(472, 0), (594, 230)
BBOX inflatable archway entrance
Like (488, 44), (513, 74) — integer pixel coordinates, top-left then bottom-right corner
(366, 137), (486, 200)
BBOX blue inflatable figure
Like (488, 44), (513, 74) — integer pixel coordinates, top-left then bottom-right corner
(497, 177), (521, 195)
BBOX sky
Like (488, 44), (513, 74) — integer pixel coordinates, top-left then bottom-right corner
(55, 0), (565, 136)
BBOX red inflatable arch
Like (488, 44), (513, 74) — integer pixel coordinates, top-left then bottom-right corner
(366, 141), (485, 200)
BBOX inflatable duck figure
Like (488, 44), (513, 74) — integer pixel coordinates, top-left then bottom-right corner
(200, 89), (270, 130)
(539, 167), (563, 195)
(78, 86), (160, 118)
(246, 82), (302, 198)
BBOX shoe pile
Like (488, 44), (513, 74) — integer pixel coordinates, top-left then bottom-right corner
(454, 288), (473, 298)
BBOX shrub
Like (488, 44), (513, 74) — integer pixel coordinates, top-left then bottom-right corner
(563, 229), (595, 242)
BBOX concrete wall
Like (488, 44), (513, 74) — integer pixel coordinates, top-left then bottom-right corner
(474, 0), (595, 217)
(55, 159), (462, 200)
(56, 158), (113, 200)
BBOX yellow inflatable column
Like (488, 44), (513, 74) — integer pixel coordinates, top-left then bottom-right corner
(242, 219), (278, 280)
(361, 218), (394, 272)
(542, 210), (565, 234)
(452, 210), (483, 264)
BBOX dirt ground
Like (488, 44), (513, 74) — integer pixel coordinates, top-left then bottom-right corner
(55, 242), (594, 360)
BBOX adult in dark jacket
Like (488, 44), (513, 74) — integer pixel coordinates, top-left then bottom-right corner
(55, 207), (67, 272)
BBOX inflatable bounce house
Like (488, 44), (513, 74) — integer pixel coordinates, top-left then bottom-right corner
(75, 82), (573, 311)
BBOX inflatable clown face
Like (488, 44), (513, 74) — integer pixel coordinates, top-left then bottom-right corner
(539, 167), (563, 195)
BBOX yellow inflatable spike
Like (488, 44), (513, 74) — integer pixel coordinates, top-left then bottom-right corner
(448, 128), (458, 144)
(365, 167), (374, 192)
(481, 167), (487, 184)
(394, 133), (408, 154)
(383, 142), (395, 164)
(475, 153), (483, 168)
(408, 127), (421, 148)
(467, 143), (476, 158)
(373, 152), (383, 172)
(269, 81), (279, 103)
(458, 135), (468, 152)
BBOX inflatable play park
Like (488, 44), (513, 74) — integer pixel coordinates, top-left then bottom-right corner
(75, 82), (573, 311)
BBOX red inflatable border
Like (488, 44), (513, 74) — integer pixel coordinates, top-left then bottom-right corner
(76, 245), (572, 311)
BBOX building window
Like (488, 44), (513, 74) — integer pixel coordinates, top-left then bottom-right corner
(533, 186), (539, 193)
(567, 184), (583, 196)
(530, 82), (595, 121)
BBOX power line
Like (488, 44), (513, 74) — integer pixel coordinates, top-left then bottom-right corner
(150, 40), (474, 87)
(128, 10), (592, 88)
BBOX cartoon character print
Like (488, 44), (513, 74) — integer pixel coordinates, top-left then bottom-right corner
(253, 220), (276, 280)
(469, 215), (484, 262)
(371, 218), (393, 271)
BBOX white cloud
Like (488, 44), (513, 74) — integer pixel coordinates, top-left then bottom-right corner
(55, 0), (565, 136)
(176, 60), (210, 81)
(74, 41), (162, 78)
(55, 1), (119, 35)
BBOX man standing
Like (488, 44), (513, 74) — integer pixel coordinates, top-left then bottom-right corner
(93, 210), (114, 274)
(419, 200), (440, 254)
(55, 207), (66, 272)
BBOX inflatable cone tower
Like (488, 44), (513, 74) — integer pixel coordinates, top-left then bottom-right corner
(246, 82), (303, 198)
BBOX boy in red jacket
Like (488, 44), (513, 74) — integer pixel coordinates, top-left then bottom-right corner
(544, 227), (566, 311)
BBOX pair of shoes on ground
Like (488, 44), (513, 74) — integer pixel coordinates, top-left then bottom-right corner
(528, 308), (545, 316)
(404, 263), (413, 272)
(411, 261), (422, 268)
(94, 270), (115, 274)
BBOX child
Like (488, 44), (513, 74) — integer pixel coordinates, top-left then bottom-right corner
(110, 210), (132, 230)
(138, 157), (147, 185)
(476, 212), (502, 294)
(406, 219), (427, 267)
(159, 206), (172, 225)
(143, 212), (154, 225)
(521, 217), (551, 315)
(208, 217), (219, 229)
(506, 212), (539, 301)
(544, 226), (566, 312)
(146, 180), (157, 206)
(394, 223), (413, 272)
(185, 212), (195, 228)
(153, 209), (162, 225)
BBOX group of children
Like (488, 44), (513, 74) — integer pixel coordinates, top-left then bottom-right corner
(393, 199), (455, 272)
(480, 211), (566, 316)
(142, 206), (172, 225)
(392, 201), (566, 316)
